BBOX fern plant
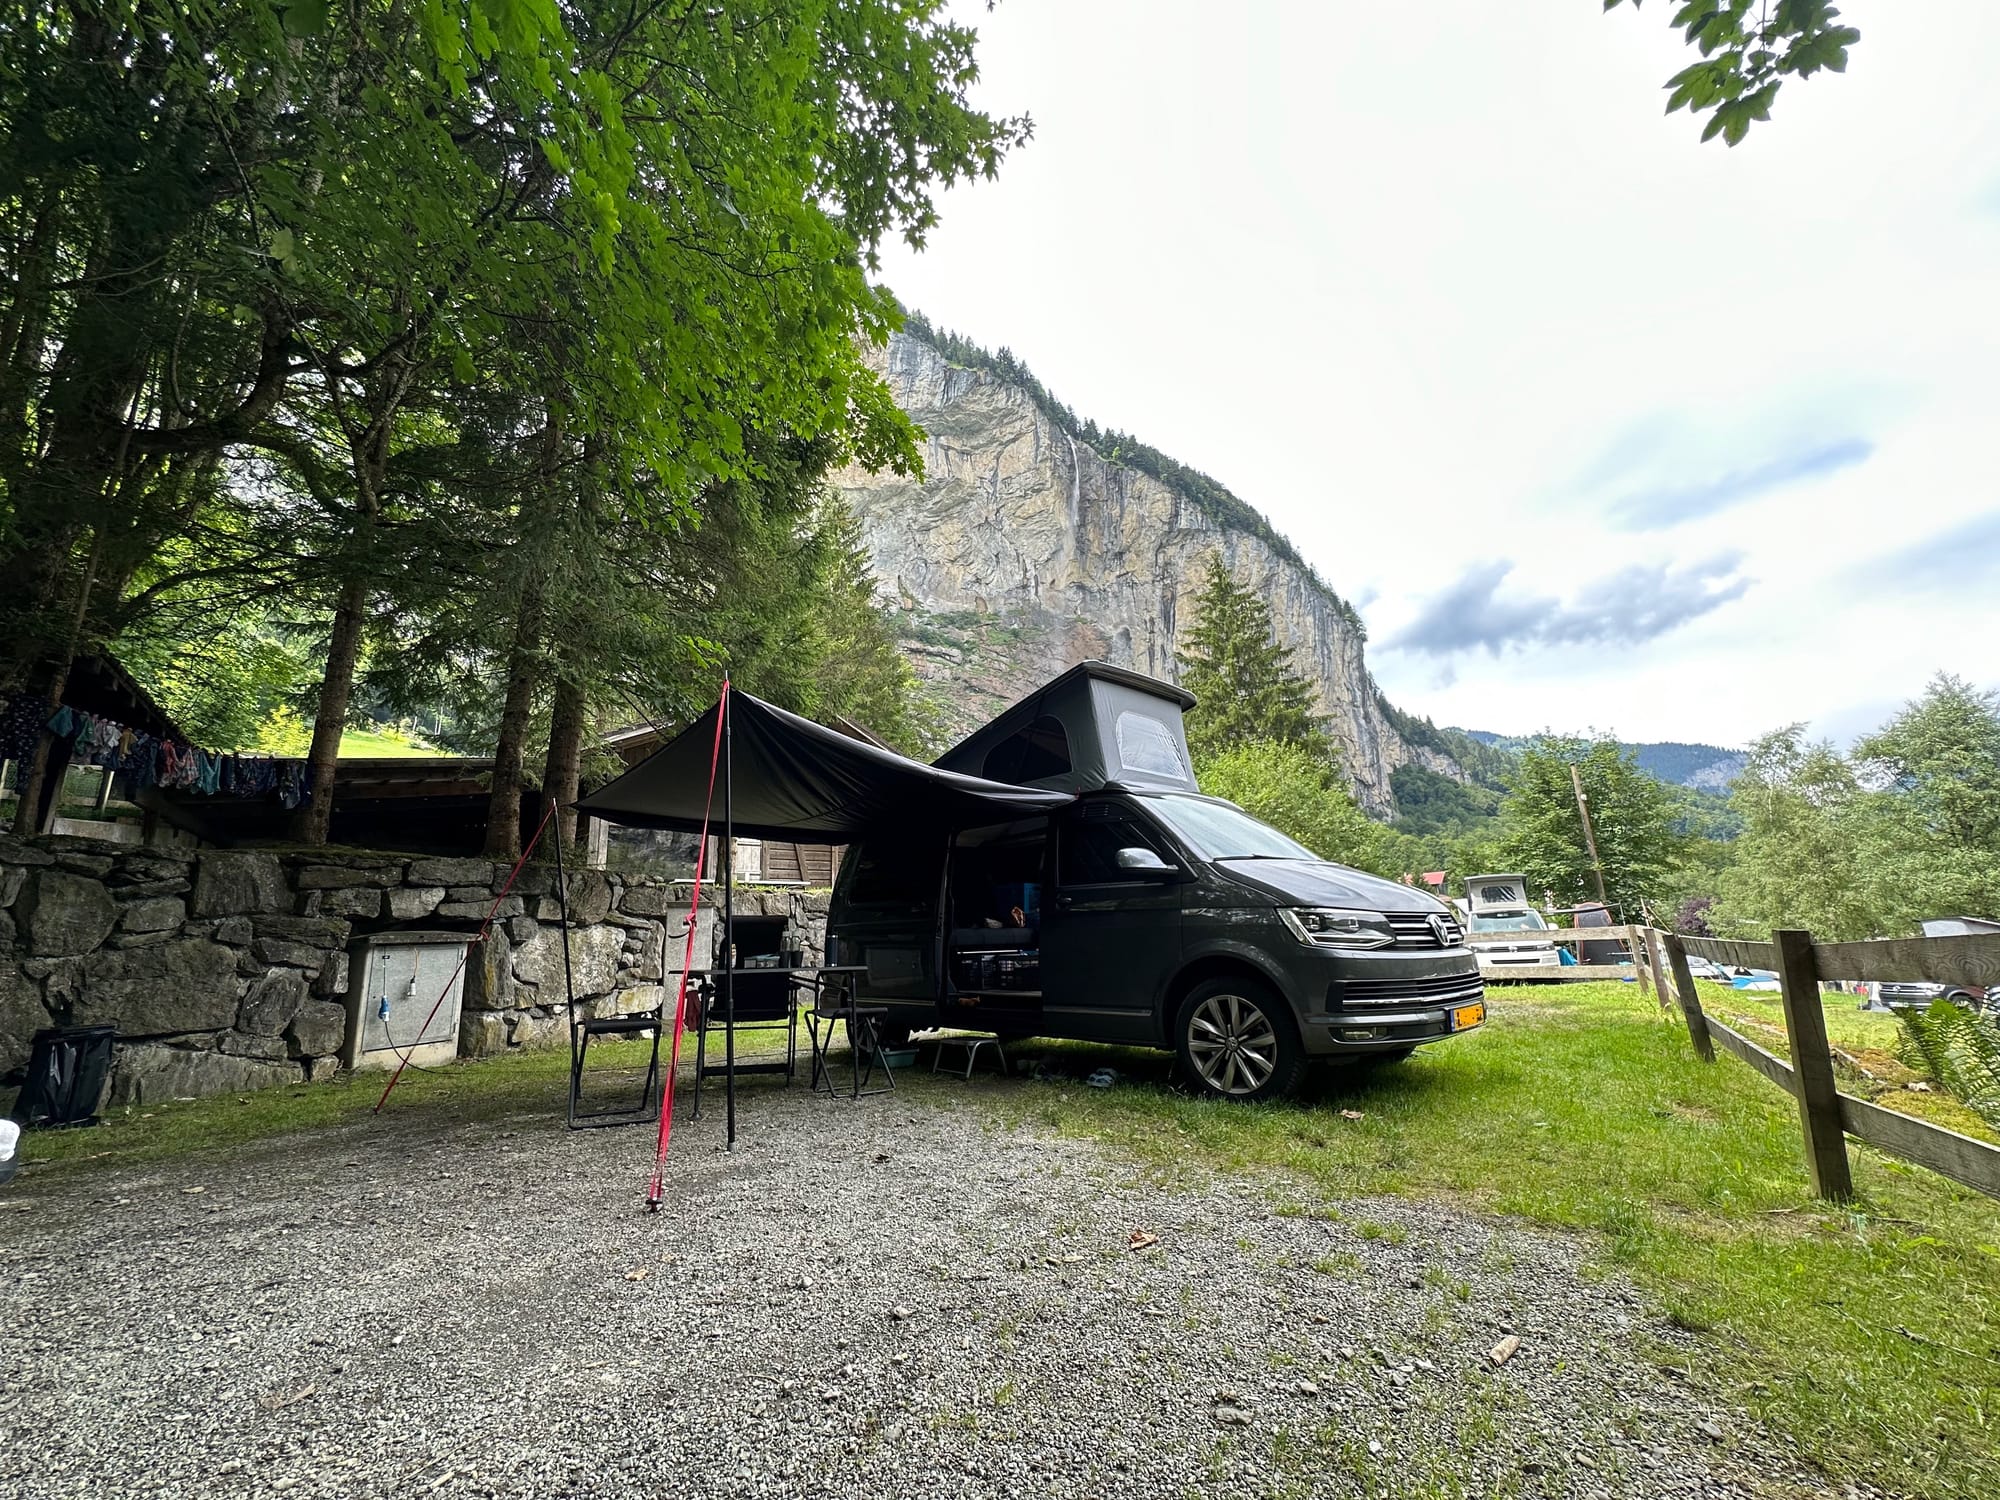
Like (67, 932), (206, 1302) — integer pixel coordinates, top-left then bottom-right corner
(1897, 1000), (2000, 1130)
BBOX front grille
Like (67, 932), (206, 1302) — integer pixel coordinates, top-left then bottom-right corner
(1385, 911), (1463, 949)
(1339, 972), (1485, 1008)
(1878, 982), (1940, 1001)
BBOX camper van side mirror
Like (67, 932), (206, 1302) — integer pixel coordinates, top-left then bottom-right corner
(1116, 847), (1178, 879)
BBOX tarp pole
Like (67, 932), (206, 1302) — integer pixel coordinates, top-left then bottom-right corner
(723, 680), (736, 1151)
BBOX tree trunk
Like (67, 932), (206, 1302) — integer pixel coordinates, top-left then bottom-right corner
(11, 530), (103, 835)
(483, 589), (544, 861)
(290, 575), (368, 845)
(542, 675), (587, 855)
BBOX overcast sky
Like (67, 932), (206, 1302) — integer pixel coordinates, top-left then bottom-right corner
(871, 0), (2000, 747)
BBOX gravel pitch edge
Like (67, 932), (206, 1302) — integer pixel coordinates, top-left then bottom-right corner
(1, 1081), (1865, 1499)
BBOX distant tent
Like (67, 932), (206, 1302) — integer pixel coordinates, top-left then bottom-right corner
(933, 661), (1199, 796)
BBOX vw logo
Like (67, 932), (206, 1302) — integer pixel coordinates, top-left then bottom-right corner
(1428, 914), (1455, 946)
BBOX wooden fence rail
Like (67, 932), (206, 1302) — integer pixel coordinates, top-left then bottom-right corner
(1656, 927), (2000, 1202)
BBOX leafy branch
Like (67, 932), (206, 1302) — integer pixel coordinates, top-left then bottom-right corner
(1607, 0), (1861, 144)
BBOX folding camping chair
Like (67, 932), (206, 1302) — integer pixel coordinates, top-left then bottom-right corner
(691, 966), (803, 1113)
(565, 931), (672, 1130)
(806, 967), (897, 1099)
(691, 913), (804, 1115)
(567, 998), (666, 1128)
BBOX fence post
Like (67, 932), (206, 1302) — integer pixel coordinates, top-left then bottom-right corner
(1644, 928), (1673, 1012)
(1772, 928), (1853, 1202)
(1626, 926), (1653, 1000)
(1660, 932), (1715, 1063)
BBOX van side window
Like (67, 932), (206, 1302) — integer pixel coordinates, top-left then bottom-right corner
(1059, 811), (1169, 886)
(843, 839), (940, 905)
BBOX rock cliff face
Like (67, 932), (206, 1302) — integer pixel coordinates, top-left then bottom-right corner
(832, 331), (1459, 817)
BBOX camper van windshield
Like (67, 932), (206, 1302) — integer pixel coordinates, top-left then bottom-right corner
(1146, 795), (1316, 862)
(1469, 911), (1546, 933)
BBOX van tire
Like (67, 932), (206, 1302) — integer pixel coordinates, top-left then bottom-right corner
(1174, 977), (1307, 1102)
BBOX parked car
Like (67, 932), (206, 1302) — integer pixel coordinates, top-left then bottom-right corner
(1875, 916), (2000, 1014)
(1875, 980), (1992, 1014)
(1462, 907), (1564, 975)
(1457, 874), (1560, 976)
(828, 662), (1487, 1102)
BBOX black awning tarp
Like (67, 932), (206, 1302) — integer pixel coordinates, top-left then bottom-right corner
(577, 691), (1073, 839)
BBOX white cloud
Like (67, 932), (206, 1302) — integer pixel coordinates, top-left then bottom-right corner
(874, 0), (2000, 745)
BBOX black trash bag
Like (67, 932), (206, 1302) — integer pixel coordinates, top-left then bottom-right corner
(12, 1026), (117, 1128)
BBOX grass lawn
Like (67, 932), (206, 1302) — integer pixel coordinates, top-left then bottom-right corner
(1695, 979), (1997, 1140)
(332, 727), (442, 757)
(14, 982), (2000, 1498)
(1001, 982), (2000, 1500)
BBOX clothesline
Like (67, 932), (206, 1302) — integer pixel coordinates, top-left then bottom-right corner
(1, 701), (314, 809)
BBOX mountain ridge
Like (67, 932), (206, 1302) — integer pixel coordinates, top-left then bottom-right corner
(1457, 730), (1747, 791)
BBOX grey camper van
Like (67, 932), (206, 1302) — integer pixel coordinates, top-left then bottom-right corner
(827, 663), (1485, 1100)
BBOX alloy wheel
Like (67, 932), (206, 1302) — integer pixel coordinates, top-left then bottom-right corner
(1186, 991), (1278, 1096)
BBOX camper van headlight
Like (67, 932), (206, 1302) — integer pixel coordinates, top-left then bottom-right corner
(1279, 907), (1396, 950)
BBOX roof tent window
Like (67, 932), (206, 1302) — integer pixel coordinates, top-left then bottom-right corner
(1115, 710), (1188, 780)
(983, 714), (1072, 784)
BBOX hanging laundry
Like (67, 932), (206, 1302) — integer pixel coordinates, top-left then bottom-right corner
(128, 739), (160, 792)
(0, 695), (47, 761)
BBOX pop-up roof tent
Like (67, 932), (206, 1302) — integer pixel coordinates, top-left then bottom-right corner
(932, 661), (1199, 795)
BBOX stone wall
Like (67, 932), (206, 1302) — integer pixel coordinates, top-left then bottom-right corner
(0, 833), (827, 1109)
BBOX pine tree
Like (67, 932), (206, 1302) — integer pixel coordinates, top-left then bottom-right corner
(1175, 557), (1324, 761)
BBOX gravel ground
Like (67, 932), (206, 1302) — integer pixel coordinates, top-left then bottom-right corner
(1, 1070), (1864, 1500)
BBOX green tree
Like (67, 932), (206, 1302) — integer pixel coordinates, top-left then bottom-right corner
(1176, 556), (1323, 762)
(1605, 0), (1861, 145)
(2, 1), (1029, 843)
(1197, 740), (1384, 873)
(1388, 762), (1501, 838)
(1854, 674), (2000, 928)
(1496, 735), (1682, 920)
(1711, 726), (1881, 939)
(1709, 680), (2000, 942)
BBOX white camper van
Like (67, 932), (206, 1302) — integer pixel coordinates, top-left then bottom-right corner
(1459, 873), (1561, 975)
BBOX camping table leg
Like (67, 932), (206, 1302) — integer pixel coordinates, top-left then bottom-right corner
(807, 1001), (835, 1095)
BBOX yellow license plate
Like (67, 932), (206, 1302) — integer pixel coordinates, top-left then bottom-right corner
(1452, 1002), (1486, 1031)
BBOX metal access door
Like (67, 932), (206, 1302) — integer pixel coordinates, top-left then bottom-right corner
(345, 933), (471, 1070)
